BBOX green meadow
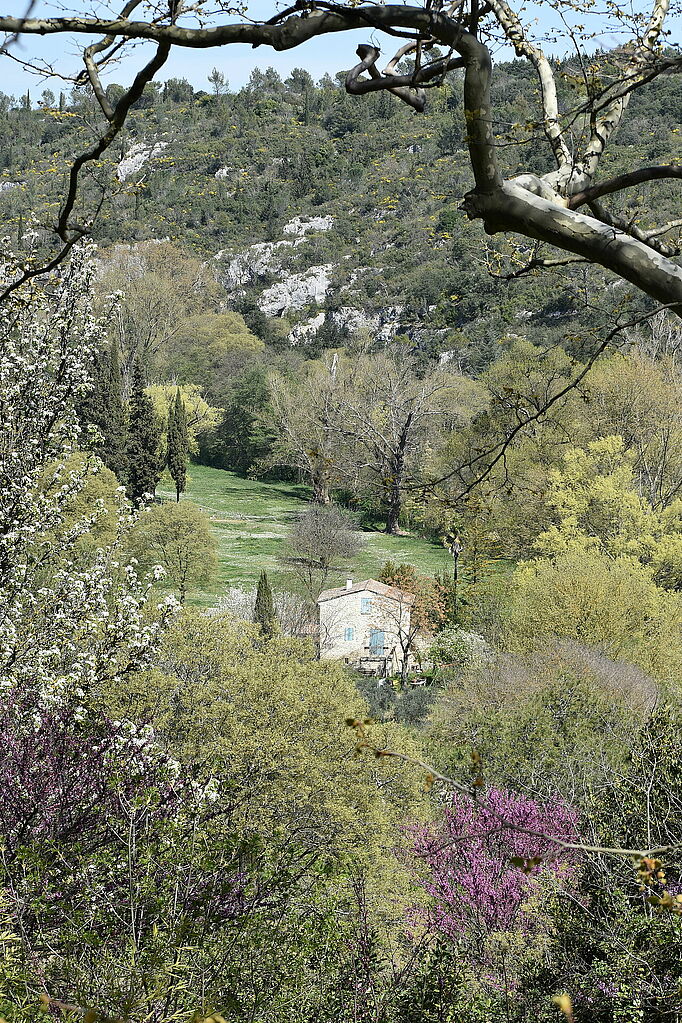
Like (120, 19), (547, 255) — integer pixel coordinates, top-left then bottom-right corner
(158, 464), (455, 606)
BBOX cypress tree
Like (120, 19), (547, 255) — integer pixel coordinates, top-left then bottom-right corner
(167, 387), (189, 502)
(82, 340), (127, 480)
(254, 570), (276, 637)
(125, 359), (162, 506)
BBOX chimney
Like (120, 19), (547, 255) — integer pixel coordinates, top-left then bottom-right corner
(346, 578), (353, 590)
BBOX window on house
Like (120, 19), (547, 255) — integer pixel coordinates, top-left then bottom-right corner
(344, 627), (354, 642)
(360, 597), (372, 614)
(369, 629), (385, 656)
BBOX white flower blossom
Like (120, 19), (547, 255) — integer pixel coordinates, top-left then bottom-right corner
(0, 244), (179, 702)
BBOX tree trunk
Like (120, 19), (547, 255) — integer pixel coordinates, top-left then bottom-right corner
(311, 470), (330, 505)
(400, 647), (410, 684)
(385, 412), (413, 534)
(385, 481), (402, 535)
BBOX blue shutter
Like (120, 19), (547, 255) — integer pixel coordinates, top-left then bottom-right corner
(361, 597), (372, 614)
(344, 627), (354, 642)
(369, 630), (385, 656)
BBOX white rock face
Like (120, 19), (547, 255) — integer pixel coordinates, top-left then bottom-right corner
(216, 217), (333, 295)
(259, 265), (333, 316)
(283, 215), (334, 236)
(330, 304), (405, 342)
(288, 311), (326, 344)
(332, 306), (378, 334)
(214, 166), (232, 179)
(116, 141), (168, 182)
(0, 181), (21, 192)
(218, 238), (306, 287)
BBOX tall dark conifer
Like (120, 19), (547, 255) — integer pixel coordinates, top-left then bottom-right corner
(167, 388), (189, 502)
(125, 359), (162, 506)
(81, 340), (128, 480)
(254, 570), (276, 637)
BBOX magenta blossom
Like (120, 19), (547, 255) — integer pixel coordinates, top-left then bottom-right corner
(411, 787), (580, 938)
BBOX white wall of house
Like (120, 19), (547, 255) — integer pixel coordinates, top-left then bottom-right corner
(318, 582), (412, 671)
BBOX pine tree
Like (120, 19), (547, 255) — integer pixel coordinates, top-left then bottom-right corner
(254, 570), (276, 637)
(125, 359), (162, 506)
(82, 340), (127, 480)
(167, 387), (189, 502)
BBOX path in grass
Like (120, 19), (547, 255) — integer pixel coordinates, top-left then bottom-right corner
(158, 464), (454, 606)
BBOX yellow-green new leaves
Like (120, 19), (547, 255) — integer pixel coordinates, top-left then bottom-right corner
(118, 612), (429, 933)
(552, 993), (574, 1020)
(534, 436), (660, 561)
(146, 383), (222, 456)
(505, 550), (682, 684)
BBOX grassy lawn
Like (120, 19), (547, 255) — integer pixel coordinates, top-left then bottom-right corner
(158, 464), (455, 606)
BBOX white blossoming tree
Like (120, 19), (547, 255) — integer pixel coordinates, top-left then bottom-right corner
(0, 242), (178, 701)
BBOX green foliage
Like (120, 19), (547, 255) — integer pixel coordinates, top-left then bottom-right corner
(544, 707), (682, 1018)
(584, 348), (682, 512)
(6, 58), (682, 1022)
(428, 625), (474, 668)
(395, 940), (501, 1023)
(112, 612), (429, 929)
(49, 453), (122, 560)
(80, 339), (127, 480)
(147, 381), (222, 455)
(198, 364), (276, 474)
(127, 500), (218, 601)
(428, 638), (659, 800)
(167, 311), (264, 389)
(125, 359), (162, 505)
(534, 435), (660, 560)
(167, 387), (189, 501)
(254, 569), (276, 636)
(3, 63), (678, 363)
(504, 550), (682, 683)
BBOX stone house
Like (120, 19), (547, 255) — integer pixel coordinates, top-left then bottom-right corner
(317, 578), (415, 675)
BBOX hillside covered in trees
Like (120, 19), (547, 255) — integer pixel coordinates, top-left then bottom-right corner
(2, 58), (681, 366)
(2, 4), (682, 1018)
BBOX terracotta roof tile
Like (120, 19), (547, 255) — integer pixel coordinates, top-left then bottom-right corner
(317, 578), (414, 605)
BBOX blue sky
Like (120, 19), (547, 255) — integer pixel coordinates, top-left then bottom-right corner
(2, 1), (372, 97)
(1, 0), (680, 99)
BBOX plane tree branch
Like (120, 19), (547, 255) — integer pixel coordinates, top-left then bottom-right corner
(1, 1), (681, 314)
(568, 166), (682, 209)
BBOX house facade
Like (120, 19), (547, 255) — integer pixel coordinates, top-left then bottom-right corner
(317, 578), (415, 675)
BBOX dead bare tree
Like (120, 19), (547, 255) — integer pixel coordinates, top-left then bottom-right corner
(336, 354), (469, 534)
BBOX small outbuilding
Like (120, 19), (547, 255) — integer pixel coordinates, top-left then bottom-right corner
(317, 578), (415, 676)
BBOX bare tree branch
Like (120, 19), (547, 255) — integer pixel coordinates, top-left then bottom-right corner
(578, 0), (672, 186)
(485, 0), (572, 171)
(495, 254), (590, 280)
(569, 165), (682, 209)
(645, 219), (682, 241)
(346, 43), (465, 107)
(80, 0), (148, 122)
(587, 199), (680, 258)
(346, 44), (426, 111)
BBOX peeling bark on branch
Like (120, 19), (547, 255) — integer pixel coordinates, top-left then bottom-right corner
(569, 166), (682, 209)
(463, 182), (682, 314)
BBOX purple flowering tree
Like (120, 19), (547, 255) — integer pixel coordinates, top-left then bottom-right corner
(411, 787), (580, 940)
(0, 687), (184, 863)
(0, 682), (258, 1012)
